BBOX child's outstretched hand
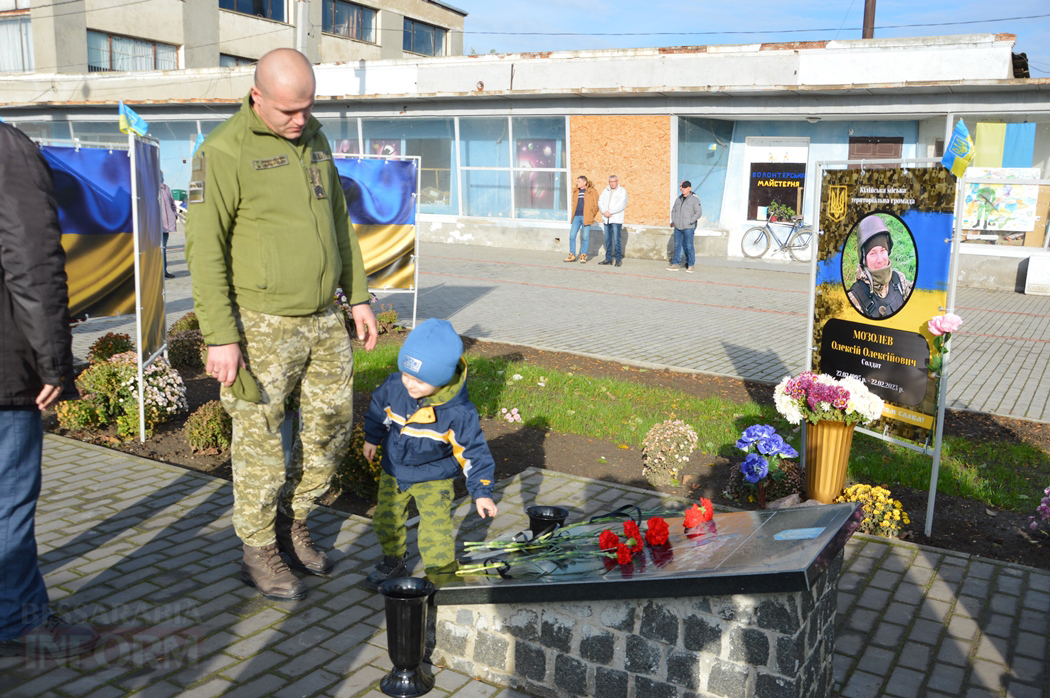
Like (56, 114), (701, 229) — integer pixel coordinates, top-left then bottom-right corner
(362, 441), (377, 463)
(475, 497), (498, 519)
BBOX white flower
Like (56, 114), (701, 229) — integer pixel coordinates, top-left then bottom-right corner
(512, 374), (523, 381)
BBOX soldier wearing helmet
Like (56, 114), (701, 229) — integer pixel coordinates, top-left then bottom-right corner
(846, 214), (913, 319)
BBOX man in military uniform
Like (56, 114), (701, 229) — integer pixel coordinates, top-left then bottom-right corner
(847, 214), (913, 320)
(186, 49), (377, 601)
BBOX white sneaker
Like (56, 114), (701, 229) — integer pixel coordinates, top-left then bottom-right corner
(685, 266), (695, 273)
(666, 265), (679, 271)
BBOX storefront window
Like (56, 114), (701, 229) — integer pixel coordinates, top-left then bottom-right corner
(512, 117), (565, 220)
(678, 117), (733, 226)
(744, 137), (809, 221)
(362, 118), (456, 214)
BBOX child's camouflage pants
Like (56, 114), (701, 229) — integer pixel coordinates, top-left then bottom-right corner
(373, 473), (455, 572)
(221, 305), (354, 547)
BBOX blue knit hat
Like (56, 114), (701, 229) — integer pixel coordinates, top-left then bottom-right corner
(398, 319), (463, 387)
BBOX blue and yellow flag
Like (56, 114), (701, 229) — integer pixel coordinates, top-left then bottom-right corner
(941, 120), (973, 178)
(118, 101), (148, 137)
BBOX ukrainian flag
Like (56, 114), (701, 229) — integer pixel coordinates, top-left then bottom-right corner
(118, 101), (148, 137)
(941, 120), (974, 178)
(335, 157), (418, 291)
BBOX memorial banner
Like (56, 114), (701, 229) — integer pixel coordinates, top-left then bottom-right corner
(815, 167), (955, 447)
(334, 157), (418, 291)
(41, 145), (136, 321)
(133, 137), (166, 362)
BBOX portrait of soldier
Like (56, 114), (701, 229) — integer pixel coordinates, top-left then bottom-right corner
(846, 214), (914, 319)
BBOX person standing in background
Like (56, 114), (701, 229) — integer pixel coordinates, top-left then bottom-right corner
(668, 180), (702, 273)
(597, 175), (628, 267)
(564, 176), (599, 264)
(160, 173), (178, 279)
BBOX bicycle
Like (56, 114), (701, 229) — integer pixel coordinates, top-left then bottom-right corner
(740, 215), (814, 262)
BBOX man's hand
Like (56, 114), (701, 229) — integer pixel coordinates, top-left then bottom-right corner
(362, 441), (377, 462)
(475, 497), (498, 519)
(36, 384), (62, 411)
(351, 303), (378, 351)
(206, 343), (244, 388)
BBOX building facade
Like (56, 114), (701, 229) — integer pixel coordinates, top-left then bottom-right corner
(0, 0), (465, 74)
(1, 33), (1048, 289)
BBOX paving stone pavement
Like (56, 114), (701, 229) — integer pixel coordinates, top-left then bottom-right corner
(3, 439), (1049, 697)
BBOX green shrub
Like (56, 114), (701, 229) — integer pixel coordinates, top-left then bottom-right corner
(169, 311), (200, 335)
(55, 396), (102, 431)
(332, 423), (383, 503)
(184, 400), (232, 453)
(168, 329), (205, 370)
(88, 333), (134, 364)
(376, 304), (402, 334)
(73, 351), (187, 440)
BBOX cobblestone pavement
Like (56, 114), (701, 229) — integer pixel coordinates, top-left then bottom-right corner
(72, 235), (1050, 423)
(2, 441), (1048, 697)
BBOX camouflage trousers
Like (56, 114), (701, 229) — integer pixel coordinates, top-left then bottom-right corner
(221, 305), (354, 547)
(373, 473), (455, 572)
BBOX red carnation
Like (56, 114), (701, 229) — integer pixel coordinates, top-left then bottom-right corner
(623, 521), (644, 552)
(598, 529), (619, 551)
(644, 517), (669, 546)
(616, 543), (633, 565)
(684, 500), (714, 528)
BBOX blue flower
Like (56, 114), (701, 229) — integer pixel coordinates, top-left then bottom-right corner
(741, 453), (769, 483)
(738, 424), (776, 450)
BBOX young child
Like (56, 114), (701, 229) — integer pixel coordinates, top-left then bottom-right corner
(363, 319), (498, 587)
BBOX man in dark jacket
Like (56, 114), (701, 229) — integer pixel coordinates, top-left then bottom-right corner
(0, 122), (98, 657)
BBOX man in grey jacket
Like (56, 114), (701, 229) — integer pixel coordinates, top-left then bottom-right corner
(668, 180), (702, 272)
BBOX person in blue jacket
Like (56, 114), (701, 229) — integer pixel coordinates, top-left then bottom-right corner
(363, 319), (498, 587)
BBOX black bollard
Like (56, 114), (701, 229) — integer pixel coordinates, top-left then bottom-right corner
(526, 505), (569, 538)
(378, 577), (436, 697)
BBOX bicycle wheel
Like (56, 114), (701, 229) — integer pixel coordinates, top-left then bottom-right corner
(741, 227), (770, 258)
(788, 227), (814, 263)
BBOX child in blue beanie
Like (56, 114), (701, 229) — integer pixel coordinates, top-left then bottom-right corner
(362, 318), (498, 587)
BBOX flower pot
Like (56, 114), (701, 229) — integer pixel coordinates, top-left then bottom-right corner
(805, 420), (855, 504)
(378, 577), (435, 697)
(526, 505), (568, 537)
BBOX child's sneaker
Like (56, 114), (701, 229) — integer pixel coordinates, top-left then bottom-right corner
(365, 554), (408, 590)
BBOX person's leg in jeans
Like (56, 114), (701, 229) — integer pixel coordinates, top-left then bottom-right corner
(568, 215), (583, 257)
(579, 224), (590, 260)
(683, 228), (696, 268)
(0, 409), (50, 642)
(603, 223), (614, 263)
(612, 223), (623, 262)
(163, 232), (170, 275)
(671, 228), (684, 266)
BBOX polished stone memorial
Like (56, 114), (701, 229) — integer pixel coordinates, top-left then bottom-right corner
(429, 503), (861, 698)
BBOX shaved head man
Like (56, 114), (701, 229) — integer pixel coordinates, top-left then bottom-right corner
(251, 49), (316, 141)
(186, 48), (377, 601)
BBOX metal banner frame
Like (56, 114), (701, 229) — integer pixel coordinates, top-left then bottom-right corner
(35, 134), (168, 443)
(129, 132), (168, 443)
(806, 157), (960, 536)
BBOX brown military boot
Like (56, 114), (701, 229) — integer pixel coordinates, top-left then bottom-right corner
(240, 543), (307, 601)
(275, 512), (334, 575)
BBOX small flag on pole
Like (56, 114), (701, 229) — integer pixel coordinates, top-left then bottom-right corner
(118, 101), (148, 136)
(941, 120), (974, 178)
(191, 132), (205, 157)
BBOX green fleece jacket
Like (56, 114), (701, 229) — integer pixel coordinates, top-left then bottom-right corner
(185, 94), (369, 346)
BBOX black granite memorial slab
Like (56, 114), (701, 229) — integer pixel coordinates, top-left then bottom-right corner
(433, 503), (861, 605)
